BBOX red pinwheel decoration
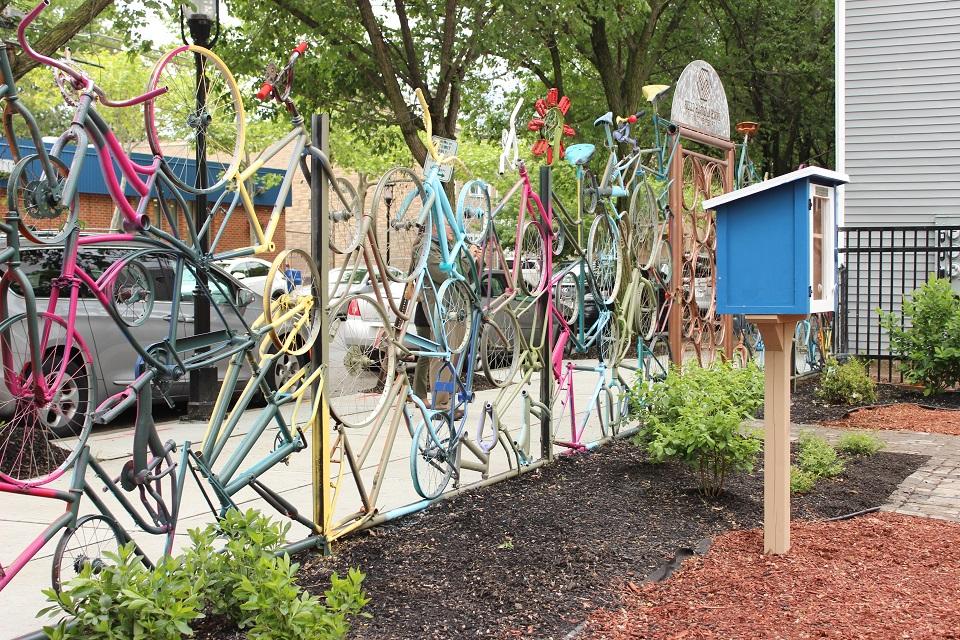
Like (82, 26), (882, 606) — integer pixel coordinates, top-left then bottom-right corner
(527, 88), (574, 165)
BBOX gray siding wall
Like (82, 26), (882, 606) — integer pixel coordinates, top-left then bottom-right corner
(844, 0), (960, 227)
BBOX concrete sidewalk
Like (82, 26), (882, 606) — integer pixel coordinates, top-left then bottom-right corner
(1, 363), (614, 638)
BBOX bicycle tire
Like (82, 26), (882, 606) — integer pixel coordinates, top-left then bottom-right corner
(586, 214), (622, 305)
(582, 168), (599, 215)
(555, 268), (580, 326)
(458, 179), (490, 244)
(8, 153), (78, 245)
(410, 413), (454, 500)
(263, 249), (322, 357)
(642, 334), (671, 383)
(52, 513), (127, 593)
(329, 177), (363, 255)
(436, 278), (474, 355)
(145, 44), (244, 194)
(372, 167), (432, 283)
(108, 259), (155, 327)
(635, 276), (658, 341)
(0, 312), (96, 486)
(480, 310), (522, 388)
(630, 181), (660, 269)
(326, 294), (396, 429)
(518, 220), (548, 294)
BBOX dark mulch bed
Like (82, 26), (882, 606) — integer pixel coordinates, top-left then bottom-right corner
(0, 422), (69, 479)
(266, 441), (926, 640)
(587, 512), (960, 639)
(785, 374), (960, 424)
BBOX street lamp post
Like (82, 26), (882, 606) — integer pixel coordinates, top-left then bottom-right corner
(384, 182), (394, 267)
(182, 0), (220, 420)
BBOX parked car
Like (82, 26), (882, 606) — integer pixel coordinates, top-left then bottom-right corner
(217, 257), (287, 300)
(0, 239), (306, 436)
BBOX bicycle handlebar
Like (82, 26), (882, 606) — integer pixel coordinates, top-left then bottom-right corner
(19, 0), (167, 107)
(256, 41), (309, 101)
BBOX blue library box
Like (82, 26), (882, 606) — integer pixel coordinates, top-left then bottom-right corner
(703, 167), (849, 316)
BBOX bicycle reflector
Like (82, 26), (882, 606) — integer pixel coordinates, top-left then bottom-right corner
(347, 299), (361, 317)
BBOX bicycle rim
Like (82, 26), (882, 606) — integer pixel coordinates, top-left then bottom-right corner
(9, 154), (78, 245)
(458, 179), (490, 244)
(481, 311), (521, 387)
(0, 312), (95, 486)
(373, 167), (431, 283)
(437, 279), (474, 355)
(263, 249), (322, 356)
(629, 181), (658, 267)
(329, 177), (363, 255)
(586, 215), (622, 305)
(146, 45), (245, 194)
(410, 415), (454, 500)
(109, 259), (156, 327)
(518, 221), (547, 294)
(326, 294), (396, 428)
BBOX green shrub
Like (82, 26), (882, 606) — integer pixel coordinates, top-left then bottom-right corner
(797, 431), (845, 478)
(633, 360), (764, 496)
(816, 357), (877, 405)
(836, 432), (885, 456)
(879, 276), (960, 395)
(41, 544), (203, 640)
(790, 465), (816, 494)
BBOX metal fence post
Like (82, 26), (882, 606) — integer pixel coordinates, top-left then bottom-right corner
(311, 113), (331, 550)
(539, 165), (553, 461)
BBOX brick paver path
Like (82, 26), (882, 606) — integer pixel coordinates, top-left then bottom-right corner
(791, 424), (960, 523)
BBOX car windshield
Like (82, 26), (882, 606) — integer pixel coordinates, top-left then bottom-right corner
(181, 269), (233, 304)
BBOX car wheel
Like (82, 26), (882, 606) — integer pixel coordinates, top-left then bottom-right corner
(265, 349), (308, 391)
(45, 351), (92, 438)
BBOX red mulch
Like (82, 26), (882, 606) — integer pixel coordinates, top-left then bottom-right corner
(824, 403), (960, 436)
(587, 513), (960, 639)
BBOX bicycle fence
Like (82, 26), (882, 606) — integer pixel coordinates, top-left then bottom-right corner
(837, 225), (960, 382)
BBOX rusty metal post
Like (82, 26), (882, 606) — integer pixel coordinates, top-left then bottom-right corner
(668, 140), (684, 368)
(723, 144), (736, 361)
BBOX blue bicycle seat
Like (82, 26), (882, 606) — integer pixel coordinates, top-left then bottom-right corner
(593, 112), (614, 127)
(564, 143), (595, 167)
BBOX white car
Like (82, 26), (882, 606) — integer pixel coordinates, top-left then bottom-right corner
(217, 257), (288, 300)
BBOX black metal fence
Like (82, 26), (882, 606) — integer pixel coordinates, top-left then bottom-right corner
(837, 225), (960, 382)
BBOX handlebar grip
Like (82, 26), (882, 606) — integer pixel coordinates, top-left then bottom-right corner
(293, 41), (308, 54)
(256, 82), (274, 100)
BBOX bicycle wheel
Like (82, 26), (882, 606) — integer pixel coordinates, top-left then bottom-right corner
(8, 153), (78, 245)
(51, 514), (127, 593)
(329, 177), (362, 255)
(263, 249), (322, 357)
(481, 310), (521, 387)
(582, 169), (599, 215)
(146, 44), (244, 194)
(326, 294), (396, 428)
(556, 269), (580, 325)
(518, 221), (547, 294)
(586, 214), (622, 305)
(630, 180), (659, 267)
(653, 236), (672, 288)
(550, 212), (566, 256)
(410, 413), (454, 500)
(0, 312), (95, 485)
(109, 259), (155, 327)
(437, 279), (474, 355)
(793, 323), (813, 375)
(372, 167), (431, 283)
(458, 179), (490, 244)
(643, 334), (672, 383)
(634, 276), (658, 341)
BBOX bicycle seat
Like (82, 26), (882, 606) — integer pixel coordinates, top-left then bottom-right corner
(564, 143), (596, 167)
(642, 84), (671, 103)
(736, 121), (760, 136)
(593, 112), (614, 127)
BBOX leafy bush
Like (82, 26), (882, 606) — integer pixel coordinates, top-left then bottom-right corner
(44, 509), (368, 640)
(633, 360), (764, 496)
(879, 276), (960, 395)
(41, 544), (203, 640)
(790, 465), (816, 494)
(836, 432), (885, 456)
(797, 431), (845, 478)
(816, 357), (877, 405)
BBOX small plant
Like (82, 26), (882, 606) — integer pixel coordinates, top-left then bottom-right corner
(41, 544), (203, 640)
(879, 276), (960, 395)
(797, 431), (845, 478)
(790, 465), (816, 494)
(836, 432), (885, 456)
(816, 357), (877, 405)
(633, 360), (764, 496)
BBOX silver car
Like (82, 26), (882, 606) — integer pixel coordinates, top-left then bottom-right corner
(0, 240), (303, 436)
